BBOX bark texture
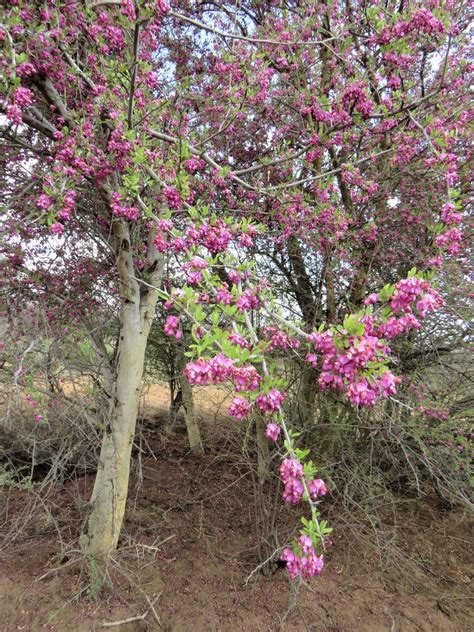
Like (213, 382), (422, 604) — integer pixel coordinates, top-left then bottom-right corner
(80, 218), (163, 557)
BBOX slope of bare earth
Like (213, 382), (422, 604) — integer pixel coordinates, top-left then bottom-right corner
(0, 384), (472, 631)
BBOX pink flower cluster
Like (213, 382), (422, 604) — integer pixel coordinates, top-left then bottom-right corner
(265, 422), (281, 441)
(152, 218), (257, 258)
(263, 326), (300, 351)
(307, 276), (445, 406)
(51, 222), (64, 236)
(37, 194), (54, 210)
(57, 189), (76, 221)
(390, 277), (427, 313)
(110, 192), (138, 221)
(184, 255), (208, 285)
(215, 284), (232, 305)
(311, 331), (386, 385)
(6, 86), (34, 124)
(389, 277), (444, 318)
(310, 328), (402, 407)
(436, 227), (462, 255)
(236, 289), (260, 312)
(228, 332), (252, 350)
(199, 220), (233, 254)
(228, 396), (250, 420)
(184, 354), (262, 391)
(120, 0), (136, 21)
(163, 186), (182, 210)
(377, 313), (421, 338)
(280, 537), (324, 580)
(342, 81), (374, 117)
(280, 458), (304, 504)
(376, 8), (445, 45)
(308, 479), (328, 500)
(164, 315), (182, 340)
(256, 388), (286, 413)
(183, 157), (205, 173)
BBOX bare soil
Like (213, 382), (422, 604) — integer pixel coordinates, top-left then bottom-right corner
(0, 384), (472, 631)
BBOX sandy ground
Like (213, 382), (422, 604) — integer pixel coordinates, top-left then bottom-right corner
(0, 384), (472, 631)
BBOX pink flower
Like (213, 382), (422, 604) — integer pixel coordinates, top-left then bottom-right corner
(37, 194), (54, 210)
(256, 388), (286, 413)
(215, 285), (232, 305)
(15, 62), (36, 77)
(346, 379), (377, 407)
(186, 270), (203, 285)
(228, 396), (251, 420)
(309, 479), (328, 499)
(265, 422), (281, 442)
(280, 543), (324, 580)
(13, 86), (34, 107)
(280, 548), (301, 579)
(183, 358), (212, 385)
(376, 371), (401, 398)
(298, 535), (313, 554)
(283, 478), (304, 504)
(229, 332), (252, 350)
(364, 293), (379, 306)
(232, 365), (262, 391)
(280, 458), (303, 483)
(164, 315), (182, 340)
(51, 222), (64, 236)
(236, 289), (260, 312)
(163, 186), (182, 210)
(263, 326), (300, 350)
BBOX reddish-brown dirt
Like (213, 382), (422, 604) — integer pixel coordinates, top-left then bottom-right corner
(1, 384), (472, 631)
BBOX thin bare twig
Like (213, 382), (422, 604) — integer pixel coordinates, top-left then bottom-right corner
(101, 592), (162, 627)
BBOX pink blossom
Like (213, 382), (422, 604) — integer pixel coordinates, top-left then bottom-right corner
(215, 285), (233, 305)
(364, 293), (379, 306)
(232, 365), (262, 391)
(346, 380), (377, 407)
(229, 332), (252, 350)
(309, 479), (328, 499)
(37, 194), (54, 210)
(265, 422), (281, 442)
(51, 222), (64, 236)
(283, 478), (304, 504)
(236, 289), (260, 312)
(15, 62), (36, 77)
(164, 315), (182, 340)
(163, 186), (182, 210)
(13, 86), (34, 107)
(256, 388), (286, 413)
(228, 396), (251, 420)
(280, 458), (303, 483)
(281, 542), (324, 580)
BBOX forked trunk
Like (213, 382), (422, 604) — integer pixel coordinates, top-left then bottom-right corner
(80, 217), (163, 558)
(80, 305), (148, 556)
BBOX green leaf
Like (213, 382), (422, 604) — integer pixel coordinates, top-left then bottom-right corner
(303, 461), (316, 479)
(379, 283), (395, 302)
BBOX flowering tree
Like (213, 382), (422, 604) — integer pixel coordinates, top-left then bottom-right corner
(1, 0), (470, 579)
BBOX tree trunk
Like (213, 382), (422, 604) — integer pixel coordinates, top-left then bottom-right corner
(296, 366), (319, 426)
(176, 345), (203, 454)
(180, 373), (204, 454)
(80, 217), (163, 558)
